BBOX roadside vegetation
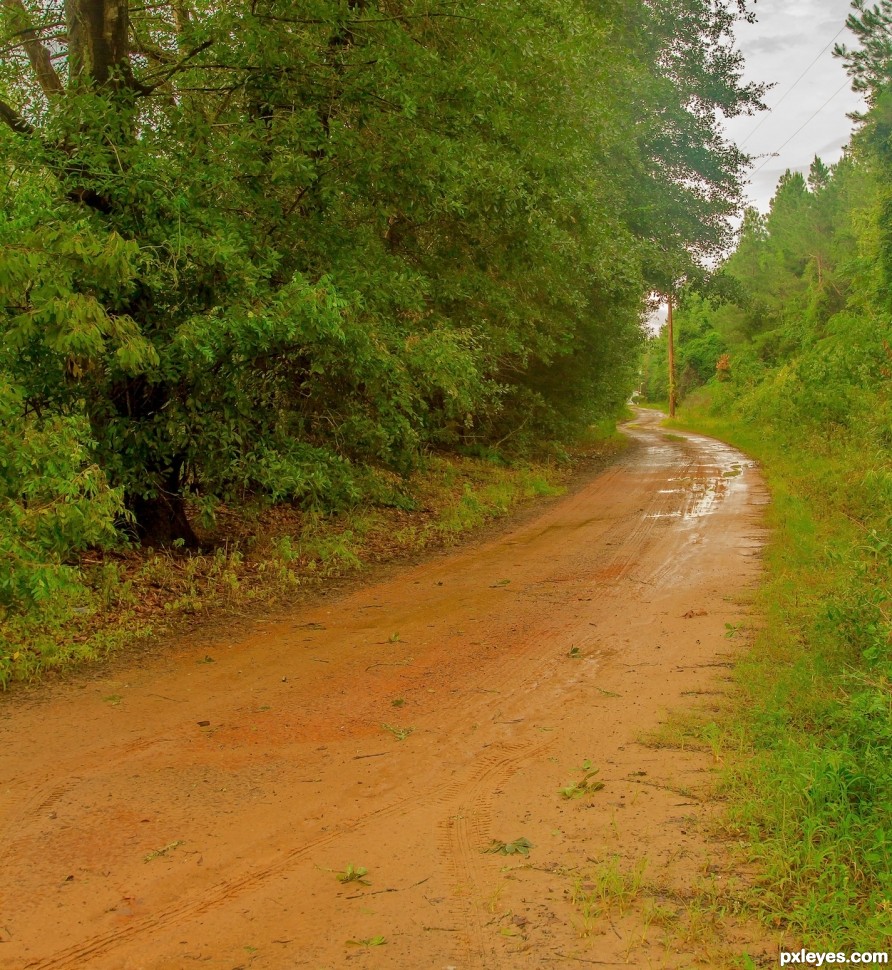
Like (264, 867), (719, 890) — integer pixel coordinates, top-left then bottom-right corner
(0, 442), (609, 686)
(643, 4), (892, 949)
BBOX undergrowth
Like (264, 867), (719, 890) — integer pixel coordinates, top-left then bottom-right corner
(0, 432), (624, 685)
(666, 389), (892, 949)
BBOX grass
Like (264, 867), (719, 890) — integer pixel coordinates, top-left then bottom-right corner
(0, 428), (627, 686)
(567, 851), (773, 966)
(662, 390), (892, 949)
(571, 856), (649, 933)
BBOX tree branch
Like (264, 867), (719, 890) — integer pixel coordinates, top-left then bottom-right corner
(0, 96), (33, 134)
(1, 0), (64, 96)
(139, 37), (212, 93)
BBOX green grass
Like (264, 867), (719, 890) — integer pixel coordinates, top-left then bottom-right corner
(666, 392), (892, 949)
(571, 856), (649, 927)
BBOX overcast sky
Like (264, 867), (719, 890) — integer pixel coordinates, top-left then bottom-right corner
(726, 0), (866, 212)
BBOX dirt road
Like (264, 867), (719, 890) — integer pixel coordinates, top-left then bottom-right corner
(0, 410), (770, 969)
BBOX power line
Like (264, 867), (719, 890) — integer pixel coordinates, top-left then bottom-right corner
(751, 79), (852, 176)
(740, 24), (848, 148)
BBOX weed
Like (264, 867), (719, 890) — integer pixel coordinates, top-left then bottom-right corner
(346, 936), (386, 947)
(336, 864), (371, 886)
(381, 723), (414, 741)
(570, 856), (648, 930)
(486, 883), (505, 913)
(669, 396), (892, 948)
(559, 768), (604, 799)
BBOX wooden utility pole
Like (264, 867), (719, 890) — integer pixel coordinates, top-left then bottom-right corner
(667, 291), (677, 418)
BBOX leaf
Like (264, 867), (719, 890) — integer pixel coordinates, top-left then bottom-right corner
(485, 837), (533, 856)
(559, 769), (603, 799)
(144, 840), (184, 862)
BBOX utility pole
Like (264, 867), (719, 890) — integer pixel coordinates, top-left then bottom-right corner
(667, 291), (677, 418)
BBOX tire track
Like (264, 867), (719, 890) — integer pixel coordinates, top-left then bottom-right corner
(0, 736), (183, 853)
(21, 740), (552, 970)
(21, 775), (453, 970)
(436, 737), (556, 970)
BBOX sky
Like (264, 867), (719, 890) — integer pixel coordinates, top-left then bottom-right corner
(726, 0), (867, 212)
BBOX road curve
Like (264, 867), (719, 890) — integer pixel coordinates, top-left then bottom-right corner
(0, 409), (769, 969)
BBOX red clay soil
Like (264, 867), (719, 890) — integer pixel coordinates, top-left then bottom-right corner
(0, 410), (776, 969)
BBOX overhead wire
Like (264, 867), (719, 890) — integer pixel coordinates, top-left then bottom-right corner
(751, 79), (852, 175)
(740, 23), (849, 147)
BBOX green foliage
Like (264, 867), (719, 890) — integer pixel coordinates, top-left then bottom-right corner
(558, 768), (604, 800)
(381, 723), (413, 741)
(0, 0), (761, 637)
(0, 382), (124, 614)
(336, 864), (370, 886)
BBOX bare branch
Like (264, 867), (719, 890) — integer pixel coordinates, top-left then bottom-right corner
(130, 39), (176, 65)
(1, 18), (65, 44)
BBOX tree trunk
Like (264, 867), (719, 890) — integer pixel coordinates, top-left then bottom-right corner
(131, 490), (199, 548)
(129, 460), (199, 549)
(98, 376), (200, 549)
(67, 0), (129, 88)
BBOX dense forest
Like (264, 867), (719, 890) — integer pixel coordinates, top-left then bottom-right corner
(0, 0), (762, 623)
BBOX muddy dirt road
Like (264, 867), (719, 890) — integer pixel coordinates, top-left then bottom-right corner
(0, 410), (770, 969)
